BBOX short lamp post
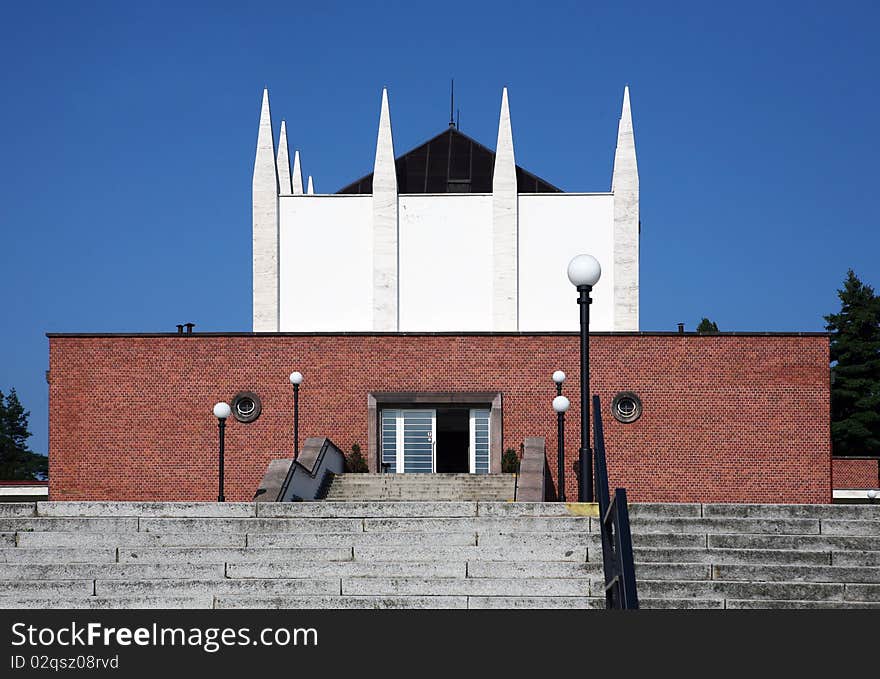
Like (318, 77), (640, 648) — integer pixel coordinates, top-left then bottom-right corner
(213, 402), (231, 502)
(567, 254), (602, 503)
(552, 370), (566, 397)
(553, 395), (571, 502)
(289, 371), (303, 459)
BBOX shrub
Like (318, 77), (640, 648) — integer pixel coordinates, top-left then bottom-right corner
(346, 443), (369, 473)
(501, 448), (519, 473)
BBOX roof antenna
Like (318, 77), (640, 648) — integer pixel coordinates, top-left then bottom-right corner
(449, 79), (455, 128)
(456, 108), (460, 130)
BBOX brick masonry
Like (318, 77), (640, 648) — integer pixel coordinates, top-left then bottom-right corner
(47, 333), (830, 503)
(832, 458), (879, 488)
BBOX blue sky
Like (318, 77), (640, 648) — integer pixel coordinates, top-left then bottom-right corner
(1, 1), (878, 456)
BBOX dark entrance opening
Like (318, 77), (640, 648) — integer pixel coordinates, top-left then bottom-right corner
(435, 408), (470, 473)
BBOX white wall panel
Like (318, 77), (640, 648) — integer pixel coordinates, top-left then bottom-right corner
(399, 195), (493, 331)
(519, 194), (615, 331)
(279, 195), (373, 331)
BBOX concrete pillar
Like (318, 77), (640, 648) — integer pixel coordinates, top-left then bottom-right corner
(612, 86), (640, 331)
(252, 89), (280, 332)
(277, 120), (292, 196)
(371, 87), (399, 331)
(491, 87), (518, 330)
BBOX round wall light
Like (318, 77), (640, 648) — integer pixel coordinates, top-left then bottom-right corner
(231, 391), (262, 424)
(611, 392), (642, 424)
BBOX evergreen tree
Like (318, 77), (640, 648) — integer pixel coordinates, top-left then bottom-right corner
(696, 318), (719, 333)
(0, 389), (47, 480)
(824, 270), (880, 456)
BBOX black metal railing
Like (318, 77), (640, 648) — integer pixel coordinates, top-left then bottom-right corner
(592, 394), (639, 609)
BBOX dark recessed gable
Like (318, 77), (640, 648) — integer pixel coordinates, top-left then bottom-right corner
(337, 128), (561, 194)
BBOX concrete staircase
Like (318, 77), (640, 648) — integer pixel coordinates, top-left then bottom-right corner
(322, 473), (517, 502)
(2, 501), (880, 609)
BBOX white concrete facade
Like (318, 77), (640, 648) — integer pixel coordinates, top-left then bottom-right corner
(253, 86), (639, 333)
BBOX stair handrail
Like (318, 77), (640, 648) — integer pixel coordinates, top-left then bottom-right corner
(592, 394), (639, 609)
(277, 437), (346, 502)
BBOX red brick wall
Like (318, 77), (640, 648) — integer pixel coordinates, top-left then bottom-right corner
(832, 458), (879, 489)
(48, 333), (831, 503)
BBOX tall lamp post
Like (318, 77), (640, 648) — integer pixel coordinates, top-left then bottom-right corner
(552, 394), (570, 502)
(289, 371), (303, 459)
(213, 402), (231, 502)
(567, 254), (601, 503)
(552, 370), (566, 396)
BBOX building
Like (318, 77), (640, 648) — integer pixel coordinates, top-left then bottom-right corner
(254, 87), (638, 333)
(46, 86), (832, 503)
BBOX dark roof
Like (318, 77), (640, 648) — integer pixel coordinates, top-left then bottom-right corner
(337, 127), (562, 194)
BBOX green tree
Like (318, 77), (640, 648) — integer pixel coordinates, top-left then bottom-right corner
(0, 388), (48, 479)
(696, 318), (719, 333)
(824, 270), (880, 456)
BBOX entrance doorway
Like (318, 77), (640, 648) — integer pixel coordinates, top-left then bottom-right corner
(435, 408), (469, 472)
(380, 407), (491, 474)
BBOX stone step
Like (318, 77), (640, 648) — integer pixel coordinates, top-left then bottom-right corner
(352, 545), (588, 562)
(138, 518), (364, 533)
(465, 596), (604, 609)
(0, 548), (117, 564)
(324, 474), (516, 502)
(37, 502), (257, 518)
(215, 596), (468, 609)
(16, 531), (247, 549)
(0, 518), (138, 533)
(724, 599), (880, 609)
(226, 561), (464, 578)
(0, 563), (224, 579)
(340, 577), (591, 597)
(0, 504), (37, 517)
(257, 502), (478, 518)
(833, 551), (880, 567)
(703, 504), (880, 520)
(117, 547), (352, 564)
(247, 532), (477, 548)
(634, 548), (832, 566)
(712, 564), (880, 583)
(709, 534), (880, 552)
(0, 595), (214, 609)
(0, 580), (95, 596)
(626, 517), (821, 535)
(818, 520), (880, 536)
(324, 496), (516, 501)
(637, 580), (844, 601)
(476, 532), (703, 549)
(330, 474), (515, 480)
(362, 517), (591, 533)
(466, 561), (709, 581)
(95, 578), (340, 597)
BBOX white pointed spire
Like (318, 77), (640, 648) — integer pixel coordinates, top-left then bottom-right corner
(612, 85), (640, 331)
(491, 86), (518, 330)
(292, 150), (304, 194)
(371, 87), (399, 331)
(252, 88), (280, 331)
(276, 120), (292, 196)
(306, 175), (314, 194)
(612, 85), (638, 193)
